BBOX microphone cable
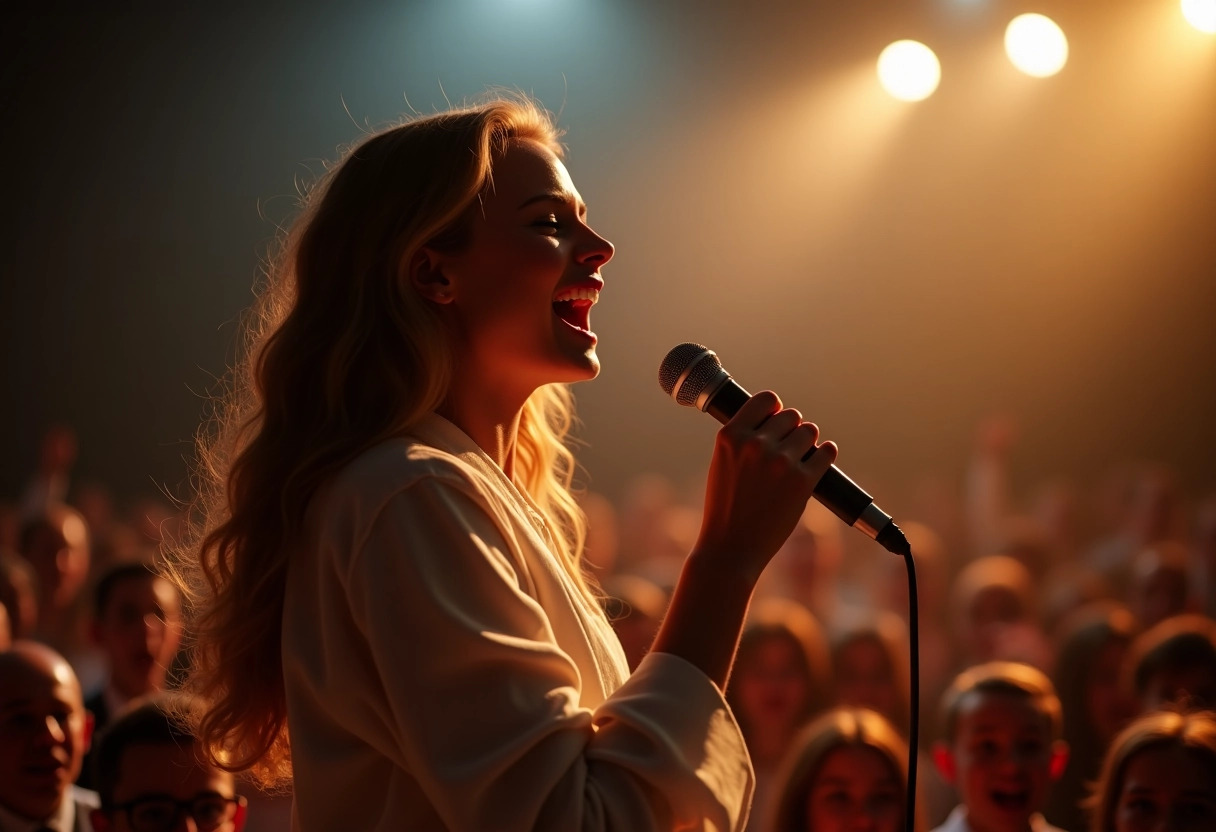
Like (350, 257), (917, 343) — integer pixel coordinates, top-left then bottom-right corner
(898, 539), (920, 832)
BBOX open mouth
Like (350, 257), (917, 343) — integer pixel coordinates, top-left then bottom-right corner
(989, 788), (1030, 812)
(552, 286), (599, 334)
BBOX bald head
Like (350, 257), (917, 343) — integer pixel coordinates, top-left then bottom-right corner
(0, 640), (91, 821)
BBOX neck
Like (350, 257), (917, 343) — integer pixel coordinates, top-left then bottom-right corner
(439, 364), (532, 476)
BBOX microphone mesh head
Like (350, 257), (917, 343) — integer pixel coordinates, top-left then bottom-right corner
(658, 342), (724, 407)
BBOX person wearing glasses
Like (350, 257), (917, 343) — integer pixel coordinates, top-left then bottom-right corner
(89, 694), (245, 832)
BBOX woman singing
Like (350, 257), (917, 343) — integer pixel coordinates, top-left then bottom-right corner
(166, 95), (839, 831)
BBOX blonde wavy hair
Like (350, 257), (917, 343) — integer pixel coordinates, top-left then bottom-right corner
(163, 96), (594, 787)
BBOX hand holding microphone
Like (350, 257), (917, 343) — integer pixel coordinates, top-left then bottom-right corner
(659, 342), (910, 557)
(694, 389), (839, 584)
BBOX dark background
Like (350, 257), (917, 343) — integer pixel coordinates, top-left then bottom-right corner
(3, 0), (1214, 514)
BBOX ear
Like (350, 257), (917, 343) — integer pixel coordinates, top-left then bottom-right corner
(232, 800), (248, 832)
(82, 708), (95, 751)
(932, 742), (957, 784)
(91, 809), (112, 832)
(408, 247), (454, 304)
(1049, 740), (1069, 780)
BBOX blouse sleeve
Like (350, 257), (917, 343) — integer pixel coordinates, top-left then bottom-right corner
(339, 474), (753, 832)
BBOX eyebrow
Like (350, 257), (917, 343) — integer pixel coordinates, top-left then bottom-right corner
(517, 191), (587, 218)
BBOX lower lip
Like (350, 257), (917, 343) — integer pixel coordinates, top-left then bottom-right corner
(555, 312), (597, 342)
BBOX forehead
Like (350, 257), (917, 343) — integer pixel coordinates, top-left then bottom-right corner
(816, 745), (898, 784)
(1122, 744), (1216, 793)
(107, 575), (179, 609)
(956, 690), (1049, 735)
(115, 743), (234, 803)
(0, 658), (81, 709)
(485, 139), (580, 207)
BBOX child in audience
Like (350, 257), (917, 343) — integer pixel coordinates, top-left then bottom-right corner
(932, 662), (1069, 832)
(765, 707), (924, 832)
(1126, 543), (1191, 629)
(728, 598), (832, 831)
(1046, 603), (1139, 832)
(831, 613), (910, 732)
(949, 557), (1050, 670)
(89, 693), (246, 832)
(0, 640), (98, 831)
(1125, 614), (1216, 713)
(1086, 709), (1216, 832)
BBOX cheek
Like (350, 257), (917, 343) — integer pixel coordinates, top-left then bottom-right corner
(805, 798), (847, 832)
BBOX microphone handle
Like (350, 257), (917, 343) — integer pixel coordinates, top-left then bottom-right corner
(703, 376), (896, 544)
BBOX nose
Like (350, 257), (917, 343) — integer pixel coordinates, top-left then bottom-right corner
(175, 815), (200, 832)
(576, 224), (614, 268)
(39, 714), (67, 744)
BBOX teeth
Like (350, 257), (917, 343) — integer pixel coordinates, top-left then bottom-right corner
(553, 286), (599, 303)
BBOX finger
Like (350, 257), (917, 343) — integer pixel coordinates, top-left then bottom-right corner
(802, 440), (839, 485)
(779, 421), (820, 461)
(760, 407), (802, 440)
(729, 390), (782, 431)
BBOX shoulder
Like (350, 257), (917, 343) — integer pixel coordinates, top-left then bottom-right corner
(322, 437), (494, 518)
(310, 437), (513, 556)
(930, 806), (970, 832)
(73, 785), (100, 832)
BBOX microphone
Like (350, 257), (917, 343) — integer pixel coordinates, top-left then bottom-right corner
(658, 342), (910, 556)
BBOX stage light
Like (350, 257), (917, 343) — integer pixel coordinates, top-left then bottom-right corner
(1005, 14), (1069, 77)
(876, 40), (941, 101)
(1182, 0), (1216, 33)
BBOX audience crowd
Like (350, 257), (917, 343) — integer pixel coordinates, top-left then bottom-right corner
(2, 419), (1214, 832)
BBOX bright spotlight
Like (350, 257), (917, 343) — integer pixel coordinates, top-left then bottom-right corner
(877, 40), (942, 102)
(1005, 13), (1069, 77)
(1182, 0), (1216, 33)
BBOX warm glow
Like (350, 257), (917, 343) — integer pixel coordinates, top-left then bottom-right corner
(876, 40), (942, 101)
(1182, 0), (1216, 32)
(1005, 13), (1069, 77)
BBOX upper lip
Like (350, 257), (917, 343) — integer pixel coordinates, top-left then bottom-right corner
(553, 277), (604, 303)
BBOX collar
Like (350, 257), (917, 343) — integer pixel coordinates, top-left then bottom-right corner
(0, 788), (75, 832)
(936, 806), (1062, 832)
(407, 412), (552, 529)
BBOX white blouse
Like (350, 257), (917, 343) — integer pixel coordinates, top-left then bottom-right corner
(282, 413), (753, 831)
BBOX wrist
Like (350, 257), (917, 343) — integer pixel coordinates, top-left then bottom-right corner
(683, 546), (761, 598)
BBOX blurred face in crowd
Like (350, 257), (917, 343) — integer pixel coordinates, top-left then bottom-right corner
(1087, 638), (1134, 742)
(805, 745), (903, 832)
(964, 587), (1025, 663)
(92, 575), (183, 699)
(1113, 744), (1216, 832)
(0, 642), (92, 820)
(936, 691), (1066, 832)
(835, 638), (899, 722)
(94, 741), (245, 832)
(25, 508), (90, 610)
(734, 634), (812, 737)
(1141, 665), (1216, 713)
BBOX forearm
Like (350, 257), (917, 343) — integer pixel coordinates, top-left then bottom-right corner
(648, 549), (758, 691)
